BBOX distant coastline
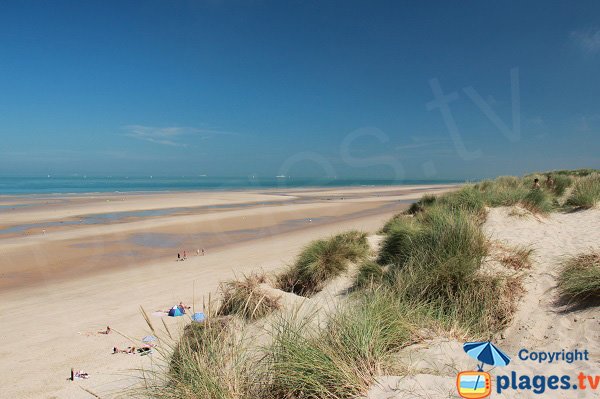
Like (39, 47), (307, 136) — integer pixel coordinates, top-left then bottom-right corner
(0, 176), (464, 195)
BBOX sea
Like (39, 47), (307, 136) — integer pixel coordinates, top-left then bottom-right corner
(0, 176), (462, 195)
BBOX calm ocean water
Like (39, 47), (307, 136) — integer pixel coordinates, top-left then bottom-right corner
(0, 176), (462, 195)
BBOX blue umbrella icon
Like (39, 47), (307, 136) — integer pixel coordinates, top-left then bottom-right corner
(464, 341), (511, 370)
(463, 341), (510, 395)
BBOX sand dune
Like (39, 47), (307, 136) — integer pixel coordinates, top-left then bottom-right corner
(367, 206), (600, 398)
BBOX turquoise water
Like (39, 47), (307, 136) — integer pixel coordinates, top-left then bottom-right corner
(0, 176), (461, 195)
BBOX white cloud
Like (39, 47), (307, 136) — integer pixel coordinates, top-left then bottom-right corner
(570, 28), (600, 54)
(123, 125), (235, 146)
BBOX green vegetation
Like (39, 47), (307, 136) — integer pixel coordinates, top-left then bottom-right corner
(354, 260), (386, 288)
(551, 174), (573, 196)
(566, 173), (600, 209)
(144, 319), (254, 399)
(379, 206), (487, 273)
(277, 230), (370, 296)
(557, 252), (600, 305)
(263, 290), (419, 399)
(521, 188), (553, 213)
(217, 273), (281, 320)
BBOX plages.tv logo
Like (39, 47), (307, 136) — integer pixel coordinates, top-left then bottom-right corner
(456, 341), (511, 399)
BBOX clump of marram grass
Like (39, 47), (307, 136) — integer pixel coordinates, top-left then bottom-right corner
(551, 174), (573, 196)
(566, 173), (600, 209)
(262, 289), (421, 399)
(277, 230), (369, 296)
(557, 252), (600, 305)
(141, 316), (256, 399)
(437, 185), (487, 217)
(405, 193), (437, 215)
(521, 188), (554, 213)
(217, 273), (281, 320)
(354, 260), (387, 288)
(378, 205), (487, 272)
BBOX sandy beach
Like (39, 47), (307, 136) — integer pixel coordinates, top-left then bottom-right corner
(0, 184), (453, 398)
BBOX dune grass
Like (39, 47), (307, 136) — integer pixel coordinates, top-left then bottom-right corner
(277, 230), (370, 296)
(354, 260), (387, 289)
(379, 205), (487, 272)
(373, 181), (534, 337)
(551, 174), (573, 196)
(557, 252), (600, 305)
(217, 273), (281, 320)
(141, 317), (255, 399)
(566, 173), (600, 209)
(521, 188), (554, 213)
(262, 290), (420, 399)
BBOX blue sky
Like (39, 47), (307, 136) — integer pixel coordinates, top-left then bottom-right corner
(0, 1), (599, 180)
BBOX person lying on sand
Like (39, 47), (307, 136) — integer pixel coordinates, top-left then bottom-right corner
(113, 346), (136, 354)
(70, 368), (90, 380)
(113, 344), (155, 354)
(98, 326), (111, 334)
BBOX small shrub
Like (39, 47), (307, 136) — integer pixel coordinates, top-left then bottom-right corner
(277, 230), (370, 296)
(557, 252), (600, 305)
(566, 173), (600, 209)
(218, 273), (281, 320)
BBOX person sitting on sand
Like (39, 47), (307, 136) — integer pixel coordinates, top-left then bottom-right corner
(532, 178), (541, 189)
(98, 326), (111, 334)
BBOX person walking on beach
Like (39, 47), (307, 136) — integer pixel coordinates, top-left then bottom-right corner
(202, 248), (205, 256)
(196, 248), (200, 256)
(177, 253), (181, 261)
(183, 250), (187, 259)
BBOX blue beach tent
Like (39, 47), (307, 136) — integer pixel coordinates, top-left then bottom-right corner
(168, 307), (184, 317)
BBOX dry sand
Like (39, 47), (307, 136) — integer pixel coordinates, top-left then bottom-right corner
(367, 206), (600, 399)
(0, 185), (452, 398)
